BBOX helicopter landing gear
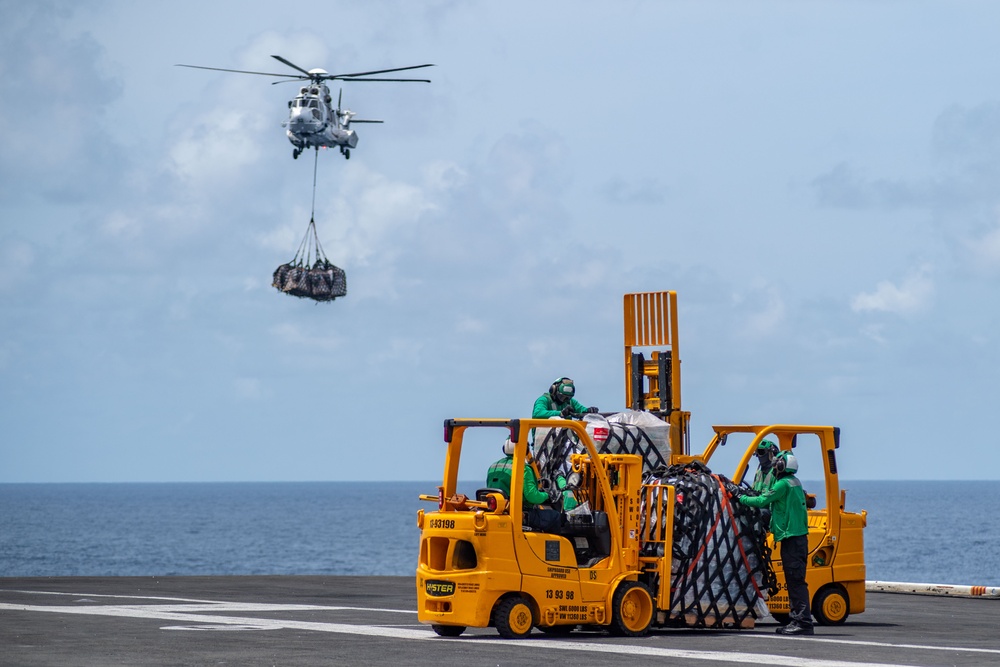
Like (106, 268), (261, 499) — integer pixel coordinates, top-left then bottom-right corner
(340, 148), (350, 160)
(293, 147), (302, 159)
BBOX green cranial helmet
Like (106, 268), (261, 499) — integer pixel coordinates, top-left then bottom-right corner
(773, 450), (798, 475)
(550, 377), (576, 404)
(756, 439), (779, 458)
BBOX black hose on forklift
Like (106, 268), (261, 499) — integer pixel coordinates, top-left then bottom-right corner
(642, 461), (777, 628)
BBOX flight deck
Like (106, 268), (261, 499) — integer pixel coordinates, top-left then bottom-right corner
(1, 576), (998, 667)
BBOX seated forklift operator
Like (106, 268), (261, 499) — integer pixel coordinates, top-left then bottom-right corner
(486, 438), (563, 533)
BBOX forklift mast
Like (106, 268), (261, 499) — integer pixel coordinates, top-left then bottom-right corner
(623, 291), (690, 457)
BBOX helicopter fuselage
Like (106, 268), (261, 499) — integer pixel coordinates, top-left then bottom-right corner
(283, 83), (358, 158)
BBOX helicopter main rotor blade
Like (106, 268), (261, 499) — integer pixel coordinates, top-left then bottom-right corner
(175, 63), (300, 78)
(328, 63), (434, 79)
(336, 77), (432, 83)
(271, 55), (314, 77)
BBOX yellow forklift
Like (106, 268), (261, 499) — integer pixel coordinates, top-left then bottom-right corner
(693, 424), (867, 624)
(416, 418), (667, 637)
(624, 290), (867, 625)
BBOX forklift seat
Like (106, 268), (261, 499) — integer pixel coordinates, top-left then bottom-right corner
(562, 510), (612, 567)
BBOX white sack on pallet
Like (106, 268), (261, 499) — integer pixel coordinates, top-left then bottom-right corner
(606, 409), (670, 455)
(533, 411), (671, 475)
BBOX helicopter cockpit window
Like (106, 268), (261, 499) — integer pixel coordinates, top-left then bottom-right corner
(308, 99), (319, 108)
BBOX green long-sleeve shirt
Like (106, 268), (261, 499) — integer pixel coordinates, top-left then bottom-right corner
(486, 456), (549, 506)
(739, 474), (809, 542)
(532, 393), (588, 419)
(752, 466), (776, 493)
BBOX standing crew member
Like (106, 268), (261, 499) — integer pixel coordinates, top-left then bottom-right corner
(533, 377), (599, 419)
(486, 438), (562, 533)
(733, 450), (814, 635)
(752, 440), (779, 493)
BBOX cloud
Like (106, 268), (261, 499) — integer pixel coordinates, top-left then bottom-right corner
(968, 224), (1000, 270)
(233, 377), (268, 400)
(0, 239), (35, 293)
(931, 102), (1000, 168)
(730, 282), (787, 338)
(0, 1), (125, 203)
(811, 162), (932, 210)
(851, 265), (933, 315)
(813, 102), (1000, 214)
(601, 176), (666, 205)
(269, 322), (345, 352)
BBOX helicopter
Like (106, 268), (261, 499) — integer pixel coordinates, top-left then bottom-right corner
(176, 55), (433, 159)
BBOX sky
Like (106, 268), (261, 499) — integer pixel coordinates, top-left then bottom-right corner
(2, 0), (1000, 483)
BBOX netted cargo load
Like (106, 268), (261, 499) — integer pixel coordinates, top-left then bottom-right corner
(599, 411), (670, 471)
(533, 412), (669, 480)
(642, 461), (776, 628)
(533, 424), (584, 492)
(273, 217), (347, 302)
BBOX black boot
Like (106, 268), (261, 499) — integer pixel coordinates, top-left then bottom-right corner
(776, 623), (814, 636)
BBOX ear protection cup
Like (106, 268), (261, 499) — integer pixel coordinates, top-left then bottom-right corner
(773, 451), (799, 475)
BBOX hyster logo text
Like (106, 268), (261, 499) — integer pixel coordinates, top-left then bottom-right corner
(425, 580), (455, 597)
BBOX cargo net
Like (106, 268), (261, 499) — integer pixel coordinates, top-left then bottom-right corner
(642, 461), (776, 629)
(533, 413), (669, 485)
(272, 217), (347, 302)
(600, 422), (668, 471)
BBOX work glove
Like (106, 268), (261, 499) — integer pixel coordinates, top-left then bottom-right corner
(723, 481), (743, 499)
(560, 405), (573, 417)
(585, 406), (599, 414)
(547, 488), (564, 506)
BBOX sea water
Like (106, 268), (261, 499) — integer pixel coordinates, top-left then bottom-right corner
(1, 480), (998, 585)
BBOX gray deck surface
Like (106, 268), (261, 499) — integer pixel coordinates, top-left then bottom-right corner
(1, 576), (997, 666)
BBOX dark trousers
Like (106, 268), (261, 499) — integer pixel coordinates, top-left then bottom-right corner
(780, 534), (813, 628)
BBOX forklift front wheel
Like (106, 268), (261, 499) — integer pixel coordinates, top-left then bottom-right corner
(493, 596), (535, 639)
(813, 585), (850, 625)
(432, 624), (466, 637)
(609, 580), (654, 636)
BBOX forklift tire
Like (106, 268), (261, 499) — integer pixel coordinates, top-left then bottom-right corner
(812, 586), (850, 625)
(493, 596), (534, 639)
(432, 624), (465, 637)
(609, 580), (654, 637)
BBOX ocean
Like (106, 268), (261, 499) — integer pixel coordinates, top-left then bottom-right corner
(1, 480), (998, 586)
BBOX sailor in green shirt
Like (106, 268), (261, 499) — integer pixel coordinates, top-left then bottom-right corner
(752, 440), (779, 493)
(735, 450), (814, 635)
(486, 438), (562, 532)
(532, 377), (599, 419)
